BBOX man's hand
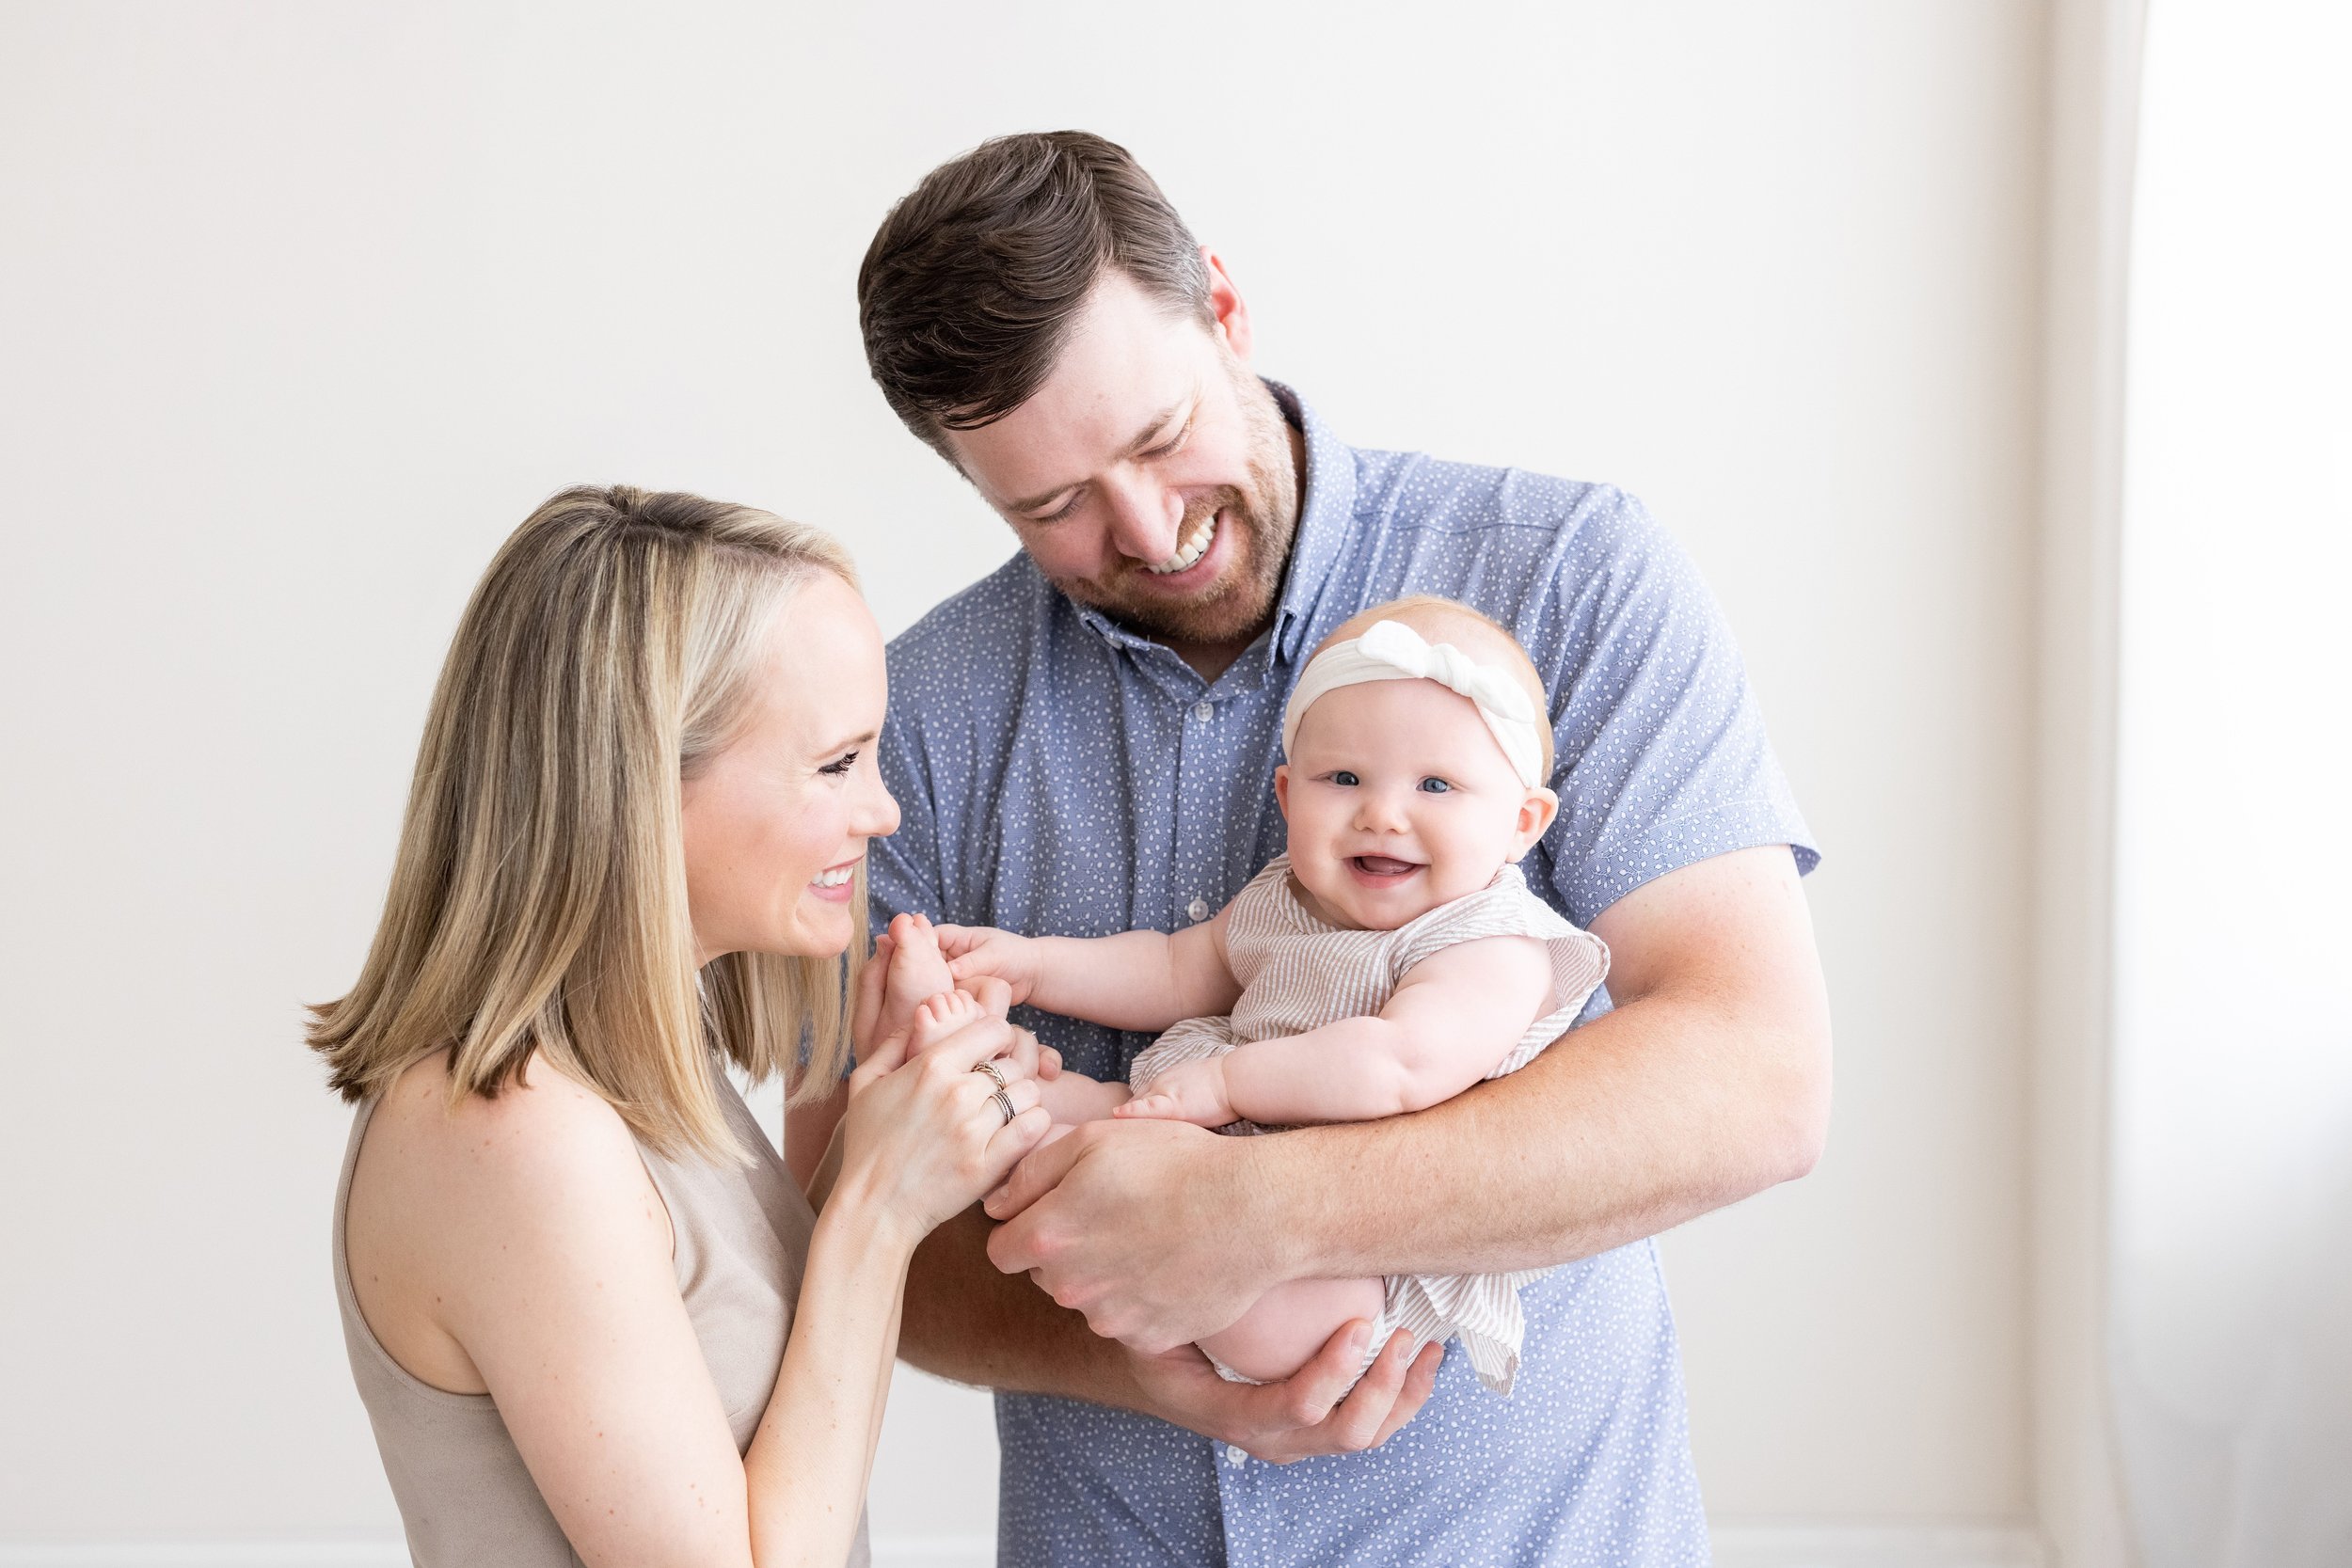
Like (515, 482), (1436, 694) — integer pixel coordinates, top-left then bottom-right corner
(1124, 1324), (1445, 1465)
(985, 1117), (1279, 1353)
(1112, 1057), (1234, 1128)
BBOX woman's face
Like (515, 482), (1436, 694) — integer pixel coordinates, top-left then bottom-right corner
(680, 572), (899, 963)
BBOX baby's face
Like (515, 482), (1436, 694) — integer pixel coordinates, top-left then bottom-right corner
(1277, 677), (1553, 930)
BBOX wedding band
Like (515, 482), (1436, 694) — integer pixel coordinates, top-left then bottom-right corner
(971, 1059), (1008, 1090)
(990, 1087), (1016, 1127)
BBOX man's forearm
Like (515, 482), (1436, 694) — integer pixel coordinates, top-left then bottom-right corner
(895, 1205), (1143, 1405)
(1263, 987), (1816, 1280)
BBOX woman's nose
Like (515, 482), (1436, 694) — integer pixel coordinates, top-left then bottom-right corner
(860, 776), (902, 840)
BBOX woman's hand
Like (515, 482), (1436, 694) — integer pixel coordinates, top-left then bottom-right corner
(936, 923), (1041, 1007)
(835, 991), (1053, 1249)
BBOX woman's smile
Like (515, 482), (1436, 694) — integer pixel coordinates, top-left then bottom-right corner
(809, 856), (863, 902)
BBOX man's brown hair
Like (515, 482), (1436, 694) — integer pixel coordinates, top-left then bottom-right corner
(858, 131), (1212, 453)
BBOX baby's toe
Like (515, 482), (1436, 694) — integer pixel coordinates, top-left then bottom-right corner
(908, 991), (976, 1051)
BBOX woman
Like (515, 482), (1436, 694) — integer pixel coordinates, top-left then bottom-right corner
(310, 485), (1051, 1567)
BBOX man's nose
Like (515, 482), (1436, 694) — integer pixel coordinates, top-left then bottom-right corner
(1101, 470), (1184, 566)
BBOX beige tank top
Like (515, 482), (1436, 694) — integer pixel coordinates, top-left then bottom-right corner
(333, 1069), (870, 1567)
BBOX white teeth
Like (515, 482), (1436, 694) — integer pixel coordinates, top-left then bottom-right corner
(811, 865), (856, 888)
(1144, 511), (1218, 575)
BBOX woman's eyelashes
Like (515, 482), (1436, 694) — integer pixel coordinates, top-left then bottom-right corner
(818, 749), (860, 778)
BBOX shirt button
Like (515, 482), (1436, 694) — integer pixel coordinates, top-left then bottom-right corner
(1225, 1443), (1248, 1466)
(1193, 701), (1215, 722)
(1187, 896), (1210, 922)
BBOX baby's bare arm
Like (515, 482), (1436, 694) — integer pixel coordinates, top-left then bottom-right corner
(1216, 938), (1555, 1124)
(954, 910), (1241, 1033)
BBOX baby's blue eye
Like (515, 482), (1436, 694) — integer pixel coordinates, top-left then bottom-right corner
(1331, 770), (1359, 787)
(1418, 777), (1453, 794)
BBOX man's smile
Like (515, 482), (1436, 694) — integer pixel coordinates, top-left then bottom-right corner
(1143, 507), (1220, 575)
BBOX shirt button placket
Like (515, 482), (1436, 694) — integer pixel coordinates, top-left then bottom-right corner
(1215, 1436), (1257, 1568)
(1175, 695), (1218, 928)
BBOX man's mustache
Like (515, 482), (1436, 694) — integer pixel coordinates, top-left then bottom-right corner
(1107, 487), (1249, 581)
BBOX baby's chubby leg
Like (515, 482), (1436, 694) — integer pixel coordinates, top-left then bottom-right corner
(1198, 1275), (1389, 1385)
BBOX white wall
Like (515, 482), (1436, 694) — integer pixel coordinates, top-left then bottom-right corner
(0, 0), (2051, 1553)
(2110, 4), (2352, 1562)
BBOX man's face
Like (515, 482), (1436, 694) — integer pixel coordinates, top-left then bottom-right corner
(944, 266), (1300, 650)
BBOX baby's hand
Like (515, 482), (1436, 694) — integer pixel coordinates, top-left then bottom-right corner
(936, 924), (1041, 1008)
(1114, 1058), (1236, 1129)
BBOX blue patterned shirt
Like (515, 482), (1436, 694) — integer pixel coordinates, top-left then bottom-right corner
(870, 383), (1818, 1567)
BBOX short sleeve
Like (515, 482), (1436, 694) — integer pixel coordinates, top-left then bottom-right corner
(1391, 875), (1610, 1021)
(1530, 490), (1819, 926)
(866, 641), (964, 940)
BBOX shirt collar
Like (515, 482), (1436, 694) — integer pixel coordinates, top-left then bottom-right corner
(1264, 379), (1358, 665)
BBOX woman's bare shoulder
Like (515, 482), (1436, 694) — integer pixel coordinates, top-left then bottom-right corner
(371, 1050), (639, 1177)
(350, 1051), (675, 1393)
(357, 1053), (671, 1288)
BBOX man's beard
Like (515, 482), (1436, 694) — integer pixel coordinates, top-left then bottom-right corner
(1048, 368), (1300, 650)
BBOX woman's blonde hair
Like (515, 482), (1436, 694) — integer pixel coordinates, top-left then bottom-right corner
(309, 484), (865, 1163)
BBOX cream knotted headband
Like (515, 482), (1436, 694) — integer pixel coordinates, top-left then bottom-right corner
(1279, 619), (1547, 788)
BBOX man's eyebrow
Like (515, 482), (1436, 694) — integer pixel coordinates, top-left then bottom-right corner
(1005, 394), (1195, 515)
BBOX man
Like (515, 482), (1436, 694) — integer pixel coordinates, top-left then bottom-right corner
(791, 131), (1831, 1566)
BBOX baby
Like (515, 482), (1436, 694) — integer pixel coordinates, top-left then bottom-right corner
(874, 596), (1608, 1395)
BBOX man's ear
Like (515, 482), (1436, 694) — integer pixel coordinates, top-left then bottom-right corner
(1509, 786), (1561, 861)
(1273, 763), (1291, 821)
(1202, 246), (1254, 362)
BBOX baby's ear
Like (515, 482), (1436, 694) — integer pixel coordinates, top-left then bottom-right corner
(1509, 786), (1561, 860)
(1273, 764), (1292, 820)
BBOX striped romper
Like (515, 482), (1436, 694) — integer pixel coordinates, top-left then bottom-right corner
(1128, 852), (1611, 1395)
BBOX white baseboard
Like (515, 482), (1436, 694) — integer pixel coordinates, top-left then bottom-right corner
(872, 1540), (991, 1566)
(0, 1523), (2047, 1568)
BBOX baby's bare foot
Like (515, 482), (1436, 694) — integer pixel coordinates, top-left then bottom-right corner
(908, 988), (984, 1053)
(876, 912), (957, 1043)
